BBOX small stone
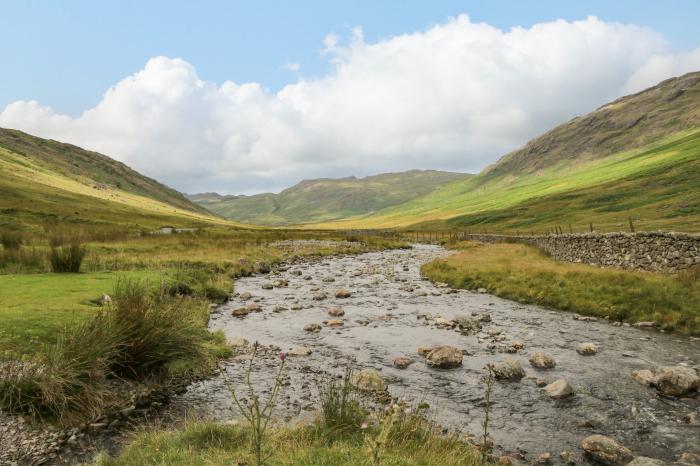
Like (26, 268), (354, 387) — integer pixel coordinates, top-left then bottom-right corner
(328, 306), (345, 317)
(577, 342), (598, 355)
(632, 321), (657, 328)
(544, 379), (574, 399)
(417, 346), (436, 357)
(529, 352), (556, 369)
(261, 282), (274, 290)
(273, 306), (287, 313)
(678, 452), (699, 465)
(538, 452), (551, 464)
(232, 307), (251, 317)
(631, 369), (655, 386)
(581, 435), (634, 466)
(627, 457), (666, 466)
(393, 357), (415, 369)
(492, 359), (526, 380)
(335, 288), (352, 299)
(477, 287), (487, 293)
(239, 292), (252, 300)
(352, 369), (387, 392)
(288, 346), (312, 357)
(304, 323), (322, 333)
(228, 336), (249, 347)
(509, 340), (524, 351)
(560, 451), (573, 462)
(325, 319), (344, 327)
(312, 292), (327, 301)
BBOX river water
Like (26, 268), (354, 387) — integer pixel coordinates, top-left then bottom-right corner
(175, 244), (700, 463)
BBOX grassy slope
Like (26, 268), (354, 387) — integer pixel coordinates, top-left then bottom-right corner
(0, 128), (209, 215)
(190, 170), (471, 225)
(422, 241), (700, 335)
(315, 130), (700, 231)
(0, 144), (232, 231)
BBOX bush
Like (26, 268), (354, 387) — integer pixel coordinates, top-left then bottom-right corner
(0, 247), (46, 273)
(0, 231), (24, 250)
(49, 243), (86, 273)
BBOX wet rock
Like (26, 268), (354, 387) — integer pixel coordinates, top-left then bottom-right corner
(417, 312), (433, 321)
(335, 288), (352, 299)
(560, 451), (574, 463)
(312, 292), (327, 301)
(288, 346), (313, 357)
(627, 457), (666, 466)
(683, 412), (698, 425)
(304, 323), (322, 333)
(529, 352), (556, 369)
(632, 322), (657, 329)
(577, 342), (598, 355)
(417, 346), (436, 357)
(291, 303), (302, 310)
(393, 357), (415, 369)
(493, 359), (526, 380)
(353, 369), (387, 392)
(573, 314), (598, 322)
(232, 307), (251, 317)
(273, 279), (288, 288)
(581, 435), (634, 466)
(544, 379), (574, 399)
(261, 282), (274, 290)
(631, 369), (655, 386)
(434, 317), (455, 329)
(538, 452), (552, 464)
(325, 319), (344, 327)
(425, 346), (463, 369)
(290, 269), (302, 276)
(253, 261), (271, 274)
(508, 340), (525, 353)
(239, 291), (252, 301)
(654, 366), (700, 397)
(327, 306), (345, 317)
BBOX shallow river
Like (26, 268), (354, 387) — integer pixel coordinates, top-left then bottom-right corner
(175, 245), (700, 463)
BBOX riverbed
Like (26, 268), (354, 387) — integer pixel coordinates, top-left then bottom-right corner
(175, 244), (700, 463)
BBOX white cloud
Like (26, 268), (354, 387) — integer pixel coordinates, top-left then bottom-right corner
(1, 15), (698, 194)
(283, 62), (301, 72)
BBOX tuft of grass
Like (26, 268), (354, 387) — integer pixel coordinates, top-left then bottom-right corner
(49, 243), (86, 273)
(1, 230), (24, 250)
(317, 367), (366, 438)
(422, 241), (700, 335)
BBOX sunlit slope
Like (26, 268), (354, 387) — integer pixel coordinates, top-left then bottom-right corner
(0, 144), (234, 230)
(313, 130), (700, 230)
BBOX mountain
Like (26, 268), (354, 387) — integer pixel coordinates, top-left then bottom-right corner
(188, 170), (471, 225)
(0, 128), (227, 231)
(314, 71), (700, 232)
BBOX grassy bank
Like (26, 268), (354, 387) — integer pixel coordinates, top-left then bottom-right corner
(421, 241), (700, 335)
(95, 421), (485, 466)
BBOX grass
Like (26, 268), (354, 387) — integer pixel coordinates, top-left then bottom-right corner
(421, 241), (700, 335)
(94, 418), (485, 466)
(312, 130), (700, 232)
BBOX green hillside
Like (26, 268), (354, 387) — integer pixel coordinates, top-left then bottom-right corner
(314, 71), (700, 232)
(0, 128), (231, 231)
(188, 170), (470, 225)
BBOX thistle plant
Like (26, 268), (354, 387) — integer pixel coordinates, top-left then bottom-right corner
(219, 342), (287, 466)
(480, 364), (495, 462)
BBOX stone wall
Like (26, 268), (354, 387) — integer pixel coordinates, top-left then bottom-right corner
(460, 232), (700, 272)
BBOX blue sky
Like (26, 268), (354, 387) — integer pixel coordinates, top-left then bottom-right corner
(3, 0), (699, 116)
(1, 1), (699, 193)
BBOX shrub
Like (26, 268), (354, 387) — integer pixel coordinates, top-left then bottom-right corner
(0, 247), (46, 273)
(49, 243), (86, 273)
(0, 230), (24, 250)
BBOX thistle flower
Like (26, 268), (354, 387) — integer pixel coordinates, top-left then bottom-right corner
(279, 351), (286, 362)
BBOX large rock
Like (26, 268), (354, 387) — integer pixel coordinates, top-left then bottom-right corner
(627, 457), (666, 466)
(493, 359), (526, 380)
(544, 379), (574, 399)
(654, 366), (700, 397)
(425, 346), (463, 369)
(335, 288), (352, 299)
(353, 369), (387, 392)
(581, 435), (634, 466)
(529, 352), (556, 369)
(577, 342), (598, 355)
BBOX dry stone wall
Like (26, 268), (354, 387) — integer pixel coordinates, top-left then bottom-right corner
(461, 232), (700, 272)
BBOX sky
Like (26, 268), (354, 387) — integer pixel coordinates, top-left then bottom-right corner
(1, 0), (700, 194)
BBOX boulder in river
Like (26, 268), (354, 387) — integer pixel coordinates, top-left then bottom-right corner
(492, 359), (526, 380)
(393, 357), (415, 369)
(261, 282), (273, 290)
(335, 288), (352, 299)
(253, 261), (271, 274)
(304, 323), (322, 333)
(417, 346), (436, 357)
(232, 306), (253, 317)
(425, 346), (463, 369)
(577, 342), (598, 355)
(544, 379), (574, 399)
(239, 292), (252, 301)
(627, 457), (666, 466)
(353, 369), (387, 392)
(328, 306), (345, 317)
(529, 352), (556, 369)
(580, 435), (634, 466)
(654, 366), (700, 397)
